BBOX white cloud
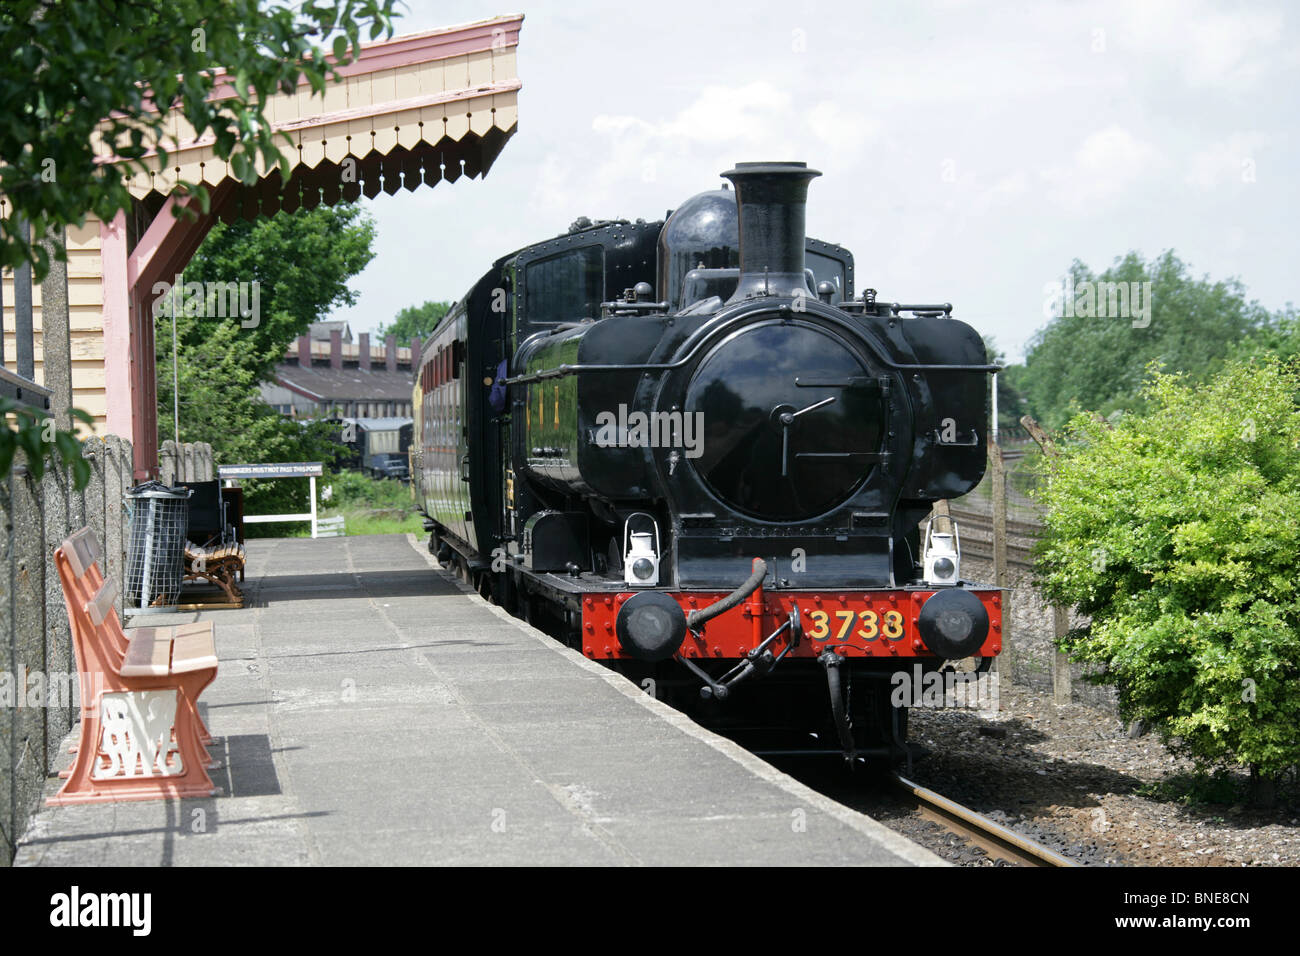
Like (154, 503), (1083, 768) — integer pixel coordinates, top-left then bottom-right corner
(969, 169), (1032, 216)
(1184, 131), (1270, 188)
(1041, 126), (1162, 214)
(1117, 2), (1284, 89)
(323, 0), (1300, 366)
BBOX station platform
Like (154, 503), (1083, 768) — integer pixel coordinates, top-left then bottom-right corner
(15, 533), (940, 866)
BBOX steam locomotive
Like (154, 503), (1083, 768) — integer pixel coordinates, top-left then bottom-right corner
(413, 162), (1000, 759)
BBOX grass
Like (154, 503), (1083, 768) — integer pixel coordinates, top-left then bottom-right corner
(317, 468), (421, 536)
(240, 468), (421, 538)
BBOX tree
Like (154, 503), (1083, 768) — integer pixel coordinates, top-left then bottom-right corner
(155, 204), (376, 528)
(0, 0), (396, 278)
(1033, 359), (1300, 804)
(1006, 251), (1273, 431)
(1, 0), (396, 492)
(1237, 304), (1300, 366)
(377, 300), (452, 344)
(172, 204), (377, 379)
(983, 336), (1027, 434)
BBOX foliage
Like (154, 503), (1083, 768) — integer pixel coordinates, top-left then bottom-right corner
(322, 467), (408, 508)
(983, 336), (1027, 433)
(0, 398), (94, 489)
(155, 205), (376, 526)
(1135, 770), (1248, 809)
(1032, 359), (1300, 784)
(318, 468), (417, 536)
(1236, 304), (1300, 367)
(173, 204), (376, 379)
(377, 300), (452, 345)
(1005, 251), (1273, 431)
(0, 0), (396, 280)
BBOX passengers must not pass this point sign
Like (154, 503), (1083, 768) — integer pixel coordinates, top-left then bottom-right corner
(217, 462), (324, 479)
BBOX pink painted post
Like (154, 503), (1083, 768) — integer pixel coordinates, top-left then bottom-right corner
(100, 212), (134, 440)
(122, 182), (235, 478)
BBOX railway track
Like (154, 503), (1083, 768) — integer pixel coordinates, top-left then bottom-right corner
(888, 772), (1078, 867)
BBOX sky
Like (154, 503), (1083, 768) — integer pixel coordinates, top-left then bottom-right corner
(325, 0), (1300, 363)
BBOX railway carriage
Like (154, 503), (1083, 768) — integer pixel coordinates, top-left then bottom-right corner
(414, 162), (999, 758)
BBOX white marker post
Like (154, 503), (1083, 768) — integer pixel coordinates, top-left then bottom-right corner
(991, 372), (999, 445)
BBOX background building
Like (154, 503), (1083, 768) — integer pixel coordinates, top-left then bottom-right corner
(259, 320), (420, 419)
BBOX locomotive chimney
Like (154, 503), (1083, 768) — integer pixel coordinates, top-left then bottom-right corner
(722, 161), (821, 304)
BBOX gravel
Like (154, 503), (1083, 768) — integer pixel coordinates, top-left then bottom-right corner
(888, 682), (1300, 866)
(763, 682), (1298, 866)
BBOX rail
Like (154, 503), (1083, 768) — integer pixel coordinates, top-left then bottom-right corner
(889, 772), (1077, 867)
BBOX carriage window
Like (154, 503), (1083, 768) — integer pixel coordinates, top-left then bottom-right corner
(524, 245), (604, 323)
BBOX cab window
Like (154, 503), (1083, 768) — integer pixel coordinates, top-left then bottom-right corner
(524, 245), (604, 323)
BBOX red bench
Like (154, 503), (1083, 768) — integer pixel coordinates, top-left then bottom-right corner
(48, 528), (220, 805)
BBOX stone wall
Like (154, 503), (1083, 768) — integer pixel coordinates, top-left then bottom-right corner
(0, 436), (134, 864)
(158, 439), (215, 484)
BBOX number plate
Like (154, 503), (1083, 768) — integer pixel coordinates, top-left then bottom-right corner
(803, 606), (906, 644)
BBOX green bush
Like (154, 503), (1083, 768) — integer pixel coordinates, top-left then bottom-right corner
(1033, 359), (1300, 789)
(317, 468), (418, 536)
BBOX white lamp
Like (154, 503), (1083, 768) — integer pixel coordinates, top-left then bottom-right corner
(623, 514), (660, 587)
(922, 518), (960, 586)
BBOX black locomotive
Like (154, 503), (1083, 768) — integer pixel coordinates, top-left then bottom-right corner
(414, 162), (1000, 759)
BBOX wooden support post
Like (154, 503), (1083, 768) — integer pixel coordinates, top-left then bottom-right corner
(1021, 414), (1073, 705)
(1053, 605), (1071, 705)
(990, 438), (1011, 682)
(1020, 415), (1057, 454)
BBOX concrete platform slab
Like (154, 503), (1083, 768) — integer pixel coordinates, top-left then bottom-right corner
(15, 533), (941, 867)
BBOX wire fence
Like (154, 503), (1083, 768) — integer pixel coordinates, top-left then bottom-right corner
(956, 437), (1046, 527)
(942, 436), (1118, 713)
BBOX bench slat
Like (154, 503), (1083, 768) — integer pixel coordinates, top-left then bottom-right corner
(128, 620), (214, 644)
(83, 575), (119, 626)
(62, 528), (101, 579)
(170, 631), (218, 674)
(120, 633), (171, 677)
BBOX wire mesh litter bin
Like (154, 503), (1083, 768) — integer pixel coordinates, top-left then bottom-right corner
(124, 481), (192, 610)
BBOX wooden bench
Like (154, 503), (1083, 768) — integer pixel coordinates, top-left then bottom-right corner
(49, 528), (220, 805)
(183, 540), (246, 607)
(59, 529), (217, 746)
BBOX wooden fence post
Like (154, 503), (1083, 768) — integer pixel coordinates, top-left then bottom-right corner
(1052, 605), (1072, 705)
(990, 438), (1012, 683)
(1021, 415), (1073, 705)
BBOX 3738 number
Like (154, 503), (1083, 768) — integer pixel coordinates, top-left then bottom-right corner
(805, 608), (904, 642)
